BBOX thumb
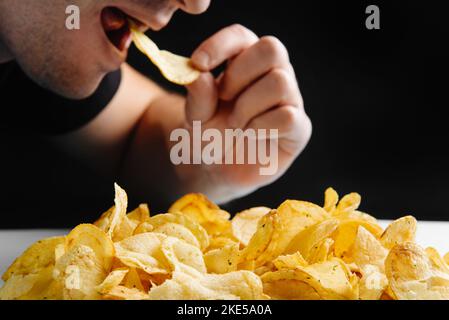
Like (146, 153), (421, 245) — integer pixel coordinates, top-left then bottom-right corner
(185, 72), (218, 123)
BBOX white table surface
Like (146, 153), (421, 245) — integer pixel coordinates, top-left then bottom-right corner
(1, 221), (449, 285)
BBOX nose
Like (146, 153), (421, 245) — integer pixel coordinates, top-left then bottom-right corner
(175, 0), (211, 14)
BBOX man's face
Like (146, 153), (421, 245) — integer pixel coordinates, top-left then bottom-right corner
(0, 0), (210, 99)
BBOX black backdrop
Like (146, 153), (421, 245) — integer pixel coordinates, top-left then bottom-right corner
(1, 1), (449, 228)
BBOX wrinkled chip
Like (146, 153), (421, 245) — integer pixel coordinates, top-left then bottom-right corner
(332, 219), (383, 260)
(262, 258), (358, 300)
(285, 219), (339, 260)
(149, 213), (209, 251)
(231, 207), (271, 246)
(2, 236), (65, 282)
(204, 242), (240, 274)
(323, 187), (339, 213)
(103, 286), (150, 300)
(147, 269), (265, 300)
(96, 269), (129, 295)
(160, 236), (207, 273)
(169, 193), (231, 236)
(380, 216), (417, 249)
(130, 23), (200, 85)
(273, 252), (307, 270)
(385, 242), (449, 300)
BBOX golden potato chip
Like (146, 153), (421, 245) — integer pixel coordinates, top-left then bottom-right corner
(114, 233), (170, 275)
(130, 23), (200, 85)
(122, 267), (146, 292)
(96, 268), (129, 295)
(385, 242), (449, 300)
(0, 273), (41, 300)
(285, 219), (339, 260)
(332, 219), (383, 260)
(149, 213), (209, 251)
(425, 247), (449, 274)
(65, 224), (115, 271)
(273, 252), (307, 270)
(103, 286), (150, 300)
(206, 236), (238, 252)
(262, 258), (357, 300)
(204, 242), (240, 274)
(358, 264), (388, 300)
(335, 192), (361, 215)
(445, 252), (449, 266)
(231, 207), (271, 246)
(169, 193), (231, 236)
(2, 236), (64, 282)
(323, 187), (339, 213)
(307, 238), (334, 265)
(127, 204), (150, 223)
(19, 266), (63, 300)
(147, 269), (265, 300)
(54, 244), (109, 300)
(380, 216), (417, 249)
(352, 226), (388, 270)
(160, 236), (207, 273)
(133, 222), (154, 235)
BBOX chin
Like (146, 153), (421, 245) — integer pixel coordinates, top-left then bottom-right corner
(42, 70), (106, 100)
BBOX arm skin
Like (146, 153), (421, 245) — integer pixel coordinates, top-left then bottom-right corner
(51, 25), (312, 204)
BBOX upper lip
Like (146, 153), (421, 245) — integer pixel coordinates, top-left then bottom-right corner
(112, 6), (167, 32)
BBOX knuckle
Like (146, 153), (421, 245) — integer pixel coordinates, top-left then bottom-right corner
(270, 68), (291, 95)
(279, 106), (299, 131)
(259, 36), (289, 63)
(229, 23), (253, 39)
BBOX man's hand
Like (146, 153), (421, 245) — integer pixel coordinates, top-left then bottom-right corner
(180, 24), (312, 201)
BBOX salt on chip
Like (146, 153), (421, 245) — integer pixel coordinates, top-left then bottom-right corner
(204, 242), (240, 274)
(2, 236), (65, 282)
(147, 269), (265, 300)
(130, 23), (200, 85)
(231, 207), (271, 246)
(149, 213), (209, 251)
(385, 242), (449, 300)
(380, 215), (417, 249)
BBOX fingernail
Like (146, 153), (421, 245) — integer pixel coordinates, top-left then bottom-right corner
(192, 50), (210, 70)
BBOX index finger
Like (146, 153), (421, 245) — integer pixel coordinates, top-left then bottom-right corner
(191, 24), (258, 71)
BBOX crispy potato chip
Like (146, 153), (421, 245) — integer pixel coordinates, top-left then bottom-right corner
(133, 222), (154, 235)
(352, 226), (388, 270)
(54, 244), (108, 300)
(380, 216), (417, 249)
(127, 204), (150, 223)
(307, 238), (334, 264)
(148, 269), (265, 300)
(169, 193), (231, 236)
(130, 23), (200, 85)
(323, 187), (339, 213)
(2, 236), (64, 282)
(149, 213), (209, 251)
(332, 219), (383, 260)
(0, 273), (44, 300)
(65, 224), (115, 271)
(386, 242), (449, 300)
(96, 269), (129, 295)
(204, 242), (240, 274)
(425, 247), (449, 274)
(285, 219), (339, 260)
(273, 252), (307, 270)
(103, 285), (150, 300)
(19, 266), (63, 300)
(445, 252), (449, 266)
(231, 207), (271, 246)
(206, 236), (238, 252)
(160, 236), (207, 273)
(114, 233), (170, 275)
(262, 258), (357, 300)
(335, 192), (361, 215)
(122, 267), (146, 292)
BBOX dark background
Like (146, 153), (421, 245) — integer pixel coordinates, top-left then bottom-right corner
(1, 1), (449, 228)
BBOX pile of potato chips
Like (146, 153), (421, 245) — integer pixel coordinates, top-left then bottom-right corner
(1, 184), (449, 300)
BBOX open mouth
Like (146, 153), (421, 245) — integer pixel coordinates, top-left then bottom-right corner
(101, 7), (142, 52)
